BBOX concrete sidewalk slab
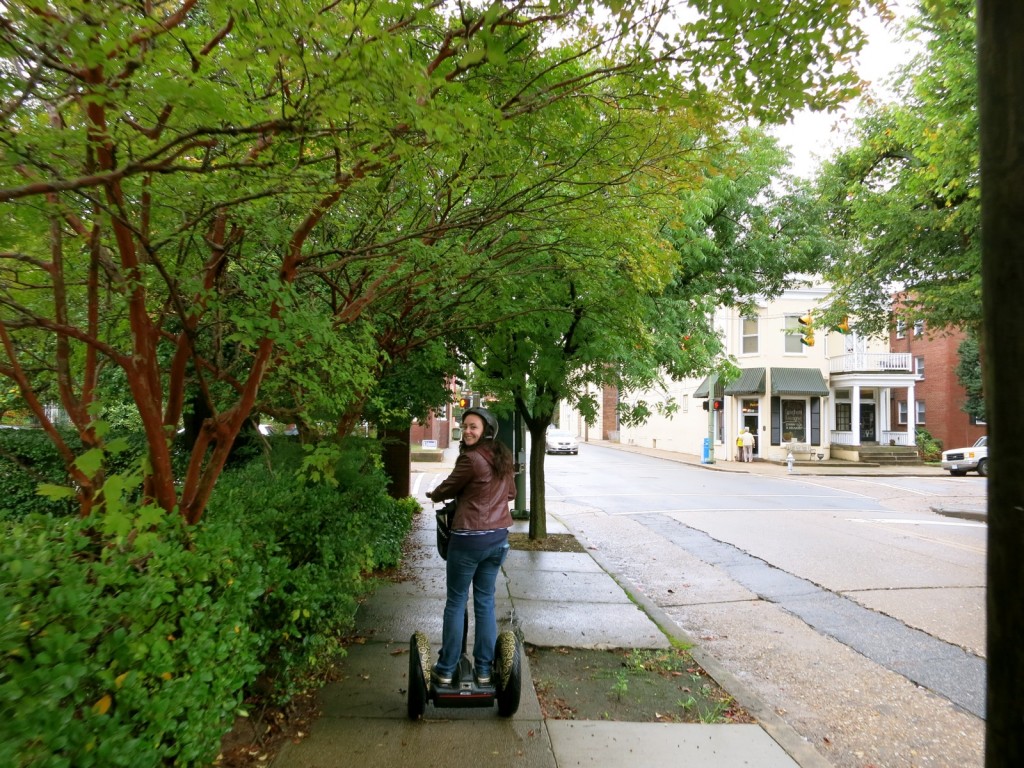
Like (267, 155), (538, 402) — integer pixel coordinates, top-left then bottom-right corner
(503, 548), (669, 649)
(274, 641), (554, 768)
(515, 597), (670, 649)
(504, 549), (604, 572)
(355, 575), (513, 645)
(547, 721), (802, 767)
(506, 568), (634, 603)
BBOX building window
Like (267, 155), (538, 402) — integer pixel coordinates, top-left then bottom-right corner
(970, 413), (987, 426)
(784, 315), (805, 354)
(741, 317), (759, 355)
(781, 399), (806, 441)
(913, 319), (924, 337)
(836, 403), (852, 432)
(915, 400), (926, 424)
(897, 401), (908, 425)
(681, 394), (689, 413)
(895, 319), (905, 339)
(914, 356), (925, 378)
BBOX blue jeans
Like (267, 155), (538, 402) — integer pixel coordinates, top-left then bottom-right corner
(435, 537), (510, 678)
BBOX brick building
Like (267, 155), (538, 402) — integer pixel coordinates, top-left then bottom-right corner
(409, 405), (453, 449)
(888, 320), (985, 452)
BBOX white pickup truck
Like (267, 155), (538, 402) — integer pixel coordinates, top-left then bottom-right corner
(941, 436), (988, 477)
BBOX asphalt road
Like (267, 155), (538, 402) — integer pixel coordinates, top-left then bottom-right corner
(541, 442), (986, 768)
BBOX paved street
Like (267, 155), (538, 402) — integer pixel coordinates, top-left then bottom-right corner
(537, 442), (986, 768)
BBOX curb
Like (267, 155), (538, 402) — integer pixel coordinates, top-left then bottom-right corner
(580, 538), (833, 768)
(932, 506), (987, 523)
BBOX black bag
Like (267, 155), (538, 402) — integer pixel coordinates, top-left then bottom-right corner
(435, 499), (457, 560)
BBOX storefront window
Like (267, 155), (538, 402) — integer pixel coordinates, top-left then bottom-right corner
(781, 399), (806, 441)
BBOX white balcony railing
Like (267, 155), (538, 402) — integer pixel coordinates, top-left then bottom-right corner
(829, 353), (912, 374)
(880, 430), (913, 447)
(829, 430), (913, 447)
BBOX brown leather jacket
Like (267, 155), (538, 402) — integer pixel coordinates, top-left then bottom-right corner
(428, 444), (515, 531)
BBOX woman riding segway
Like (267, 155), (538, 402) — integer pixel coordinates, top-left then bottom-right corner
(408, 406), (522, 718)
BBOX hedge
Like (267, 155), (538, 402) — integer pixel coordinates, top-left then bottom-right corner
(0, 428), (79, 519)
(0, 436), (416, 766)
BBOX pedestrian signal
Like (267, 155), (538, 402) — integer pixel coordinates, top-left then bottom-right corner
(712, 399), (723, 411)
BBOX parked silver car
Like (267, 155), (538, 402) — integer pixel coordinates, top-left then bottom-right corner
(545, 427), (579, 455)
(941, 436), (988, 477)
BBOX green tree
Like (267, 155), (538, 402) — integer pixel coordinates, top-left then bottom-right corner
(817, 0), (980, 337)
(954, 332), (985, 422)
(0, 0), (886, 524)
(464, 128), (844, 537)
(0, 1), (672, 521)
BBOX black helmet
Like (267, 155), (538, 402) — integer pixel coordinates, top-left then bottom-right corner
(462, 406), (498, 439)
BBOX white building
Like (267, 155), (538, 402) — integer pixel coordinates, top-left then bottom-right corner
(568, 283), (921, 464)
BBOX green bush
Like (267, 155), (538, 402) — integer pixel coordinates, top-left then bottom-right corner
(0, 435), (417, 765)
(205, 437), (415, 698)
(916, 428), (943, 462)
(0, 427), (152, 521)
(0, 512), (265, 767)
(0, 429), (77, 519)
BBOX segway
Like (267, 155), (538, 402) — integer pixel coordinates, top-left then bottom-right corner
(407, 607), (522, 719)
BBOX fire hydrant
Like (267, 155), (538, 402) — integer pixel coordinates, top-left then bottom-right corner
(786, 451), (795, 474)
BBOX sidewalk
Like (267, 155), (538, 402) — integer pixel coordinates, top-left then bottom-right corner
(272, 444), (834, 768)
(590, 438), (948, 477)
(271, 520), (816, 768)
(270, 442), (977, 768)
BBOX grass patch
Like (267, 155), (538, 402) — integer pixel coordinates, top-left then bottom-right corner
(526, 645), (753, 724)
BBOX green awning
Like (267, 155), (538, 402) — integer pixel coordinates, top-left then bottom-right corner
(724, 367), (766, 396)
(693, 375), (724, 399)
(770, 367), (829, 396)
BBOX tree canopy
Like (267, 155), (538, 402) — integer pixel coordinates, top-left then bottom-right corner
(1, 0), (886, 523)
(816, 0), (980, 338)
(459, 125), (839, 535)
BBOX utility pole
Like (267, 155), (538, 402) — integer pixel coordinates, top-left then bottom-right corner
(706, 373), (716, 464)
(512, 410), (528, 519)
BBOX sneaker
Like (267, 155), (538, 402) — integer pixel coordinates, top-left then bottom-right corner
(430, 669), (452, 687)
(474, 671), (492, 686)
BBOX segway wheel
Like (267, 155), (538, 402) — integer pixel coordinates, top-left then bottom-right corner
(407, 632), (431, 720)
(494, 630), (522, 718)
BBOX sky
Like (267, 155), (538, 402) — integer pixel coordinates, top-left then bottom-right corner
(771, 2), (922, 179)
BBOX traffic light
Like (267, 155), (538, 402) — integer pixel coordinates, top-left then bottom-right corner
(798, 313), (814, 347)
(702, 400), (709, 411)
(458, 396), (469, 409)
(712, 398), (723, 411)
(832, 316), (851, 334)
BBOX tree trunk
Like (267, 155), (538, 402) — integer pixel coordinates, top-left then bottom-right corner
(381, 426), (411, 499)
(527, 420), (548, 540)
(977, 2), (1024, 764)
